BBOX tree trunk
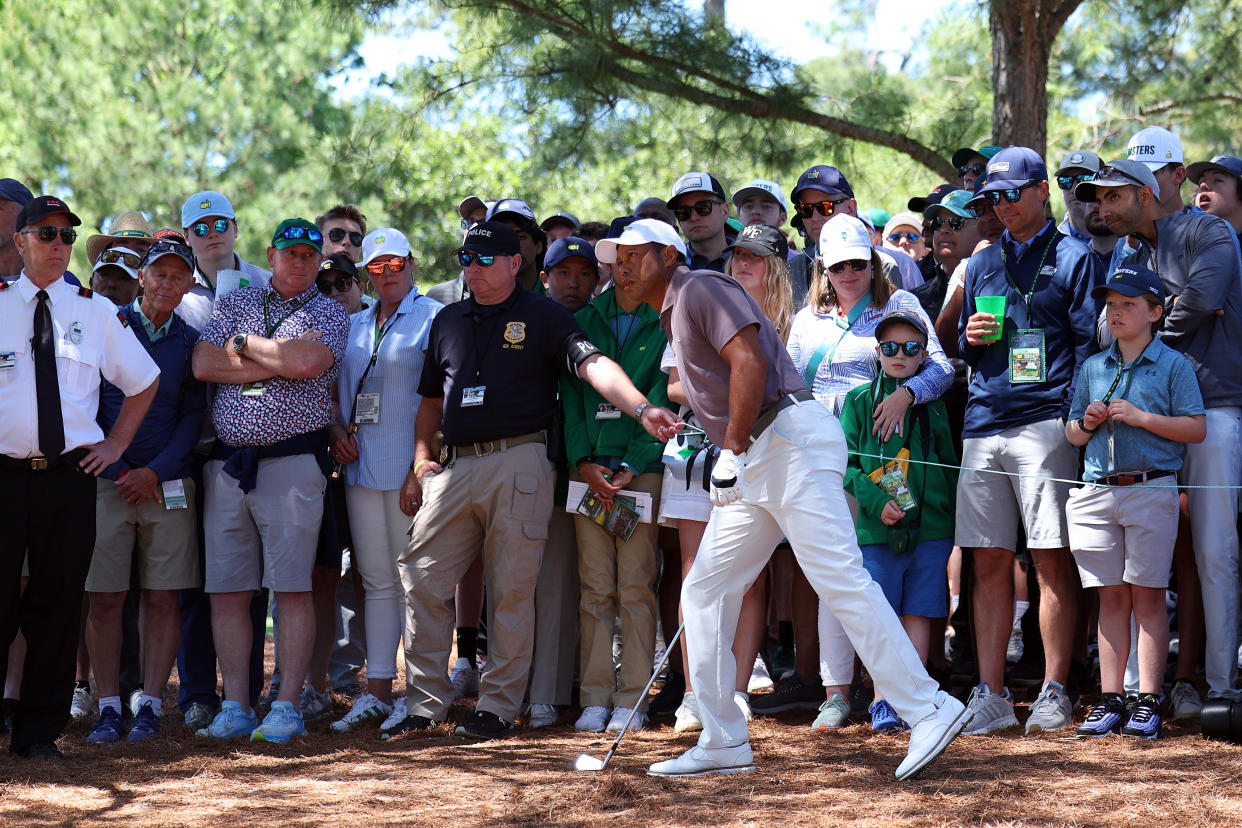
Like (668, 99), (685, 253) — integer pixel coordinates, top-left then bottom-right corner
(704, 0), (724, 26)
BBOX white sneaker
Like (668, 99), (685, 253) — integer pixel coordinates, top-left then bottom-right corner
(674, 691), (702, 732)
(1006, 625), (1024, 664)
(449, 657), (480, 700)
(1170, 679), (1203, 720)
(748, 656), (774, 693)
(527, 703), (558, 728)
(380, 696), (408, 731)
(895, 691), (968, 781)
(648, 743), (755, 777)
(129, 689), (144, 717)
(330, 693), (393, 733)
(962, 683), (1020, 735)
(70, 683), (92, 722)
(575, 705), (610, 732)
(734, 691), (753, 723)
(606, 707), (648, 733)
(1025, 681), (1072, 734)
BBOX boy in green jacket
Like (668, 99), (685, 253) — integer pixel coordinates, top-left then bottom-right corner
(560, 258), (671, 735)
(839, 310), (958, 731)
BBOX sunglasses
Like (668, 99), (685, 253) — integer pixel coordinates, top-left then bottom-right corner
(328, 227), (364, 246)
(145, 240), (193, 261)
(958, 163), (987, 176)
(280, 226), (323, 243)
(317, 275), (355, 294)
(930, 216), (970, 231)
(983, 181), (1040, 206)
(1057, 173), (1095, 191)
(22, 226), (77, 245)
(795, 197), (850, 219)
(457, 250), (496, 267)
(191, 219), (232, 238)
(878, 341), (924, 357)
(887, 232), (922, 244)
(671, 199), (723, 222)
(99, 249), (143, 269)
(364, 256), (407, 275)
(827, 259), (869, 274)
(1093, 165), (1150, 189)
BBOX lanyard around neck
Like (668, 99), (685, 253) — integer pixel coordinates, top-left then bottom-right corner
(999, 232), (1056, 318)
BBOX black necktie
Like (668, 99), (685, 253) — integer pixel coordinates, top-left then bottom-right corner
(33, 289), (65, 458)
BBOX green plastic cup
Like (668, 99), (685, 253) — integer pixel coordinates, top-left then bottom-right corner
(974, 295), (1006, 342)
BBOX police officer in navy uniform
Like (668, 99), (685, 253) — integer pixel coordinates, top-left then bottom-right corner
(0, 195), (159, 758)
(383, 221), (680, 741)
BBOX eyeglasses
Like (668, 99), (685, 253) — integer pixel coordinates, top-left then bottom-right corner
(983, 181), (1040, 206)
(327, 227), (364, 246)
(280, 226), (323, 243)
(827, 259), (869, 274)
(930, 216), (970, 231)
(364, 256), (407, 275)
(98, 249), (143, 269)
(878, 341), (924, 357)
(191, 219), (232, 238)
(1057, 173), (1095, 191)
(887, 232), (922, 244)
(795, 197), (850, 218)
(317, 275), (355, 294)
(1093, 165), (1149, 189)
(671, 199), (723, 221)
(958, 164), (986, 176)
(21, 227), (77, 245)
(456, 250), (496, 267)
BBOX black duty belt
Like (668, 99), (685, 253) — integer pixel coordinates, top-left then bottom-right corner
(442, 431), (546, 464)
(1090, 469), (1176, 487)
(0, 447), (90, 472)
(750, 390), (816, 442)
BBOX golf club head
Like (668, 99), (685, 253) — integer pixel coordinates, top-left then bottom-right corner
(573, 753), (606, 772)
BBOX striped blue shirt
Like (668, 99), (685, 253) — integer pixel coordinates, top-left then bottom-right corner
(338, 287), (443, 490)
(786, 288), (953, 415)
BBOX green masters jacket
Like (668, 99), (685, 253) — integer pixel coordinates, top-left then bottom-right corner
(839, 375), (957, 547)
(560, 287), (670, 474)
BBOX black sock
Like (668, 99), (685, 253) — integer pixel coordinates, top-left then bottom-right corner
(456, 627), (478, 667)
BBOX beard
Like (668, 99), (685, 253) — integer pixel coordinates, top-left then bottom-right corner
(1085, 211), (1115, 238)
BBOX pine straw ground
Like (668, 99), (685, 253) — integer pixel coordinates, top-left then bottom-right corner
(3, 670), (1242, 828)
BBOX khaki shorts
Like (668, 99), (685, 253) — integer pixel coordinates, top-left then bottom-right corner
(86, 477), (200, 592)
(203, 454), (325, 593)
(955, 419), (1075, 551)
(1067, 483), (1179, 588)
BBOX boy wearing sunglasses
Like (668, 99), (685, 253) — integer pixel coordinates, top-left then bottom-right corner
(316, 204), (367, 262)
(838, 310), (957, 732)
(666, 172), (733, 273)
(177, 190), (271, 331)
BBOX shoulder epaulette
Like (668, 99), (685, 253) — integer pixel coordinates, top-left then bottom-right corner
(116, 310), (129, 328)
(77, 286), (94, 298)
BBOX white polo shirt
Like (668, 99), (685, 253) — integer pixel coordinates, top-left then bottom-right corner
(0, 273), (160, 458)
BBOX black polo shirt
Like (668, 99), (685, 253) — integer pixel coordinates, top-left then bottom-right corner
(418, 282), (590, 445)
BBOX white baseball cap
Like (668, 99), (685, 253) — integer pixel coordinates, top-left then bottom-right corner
(731, 179), (789, 211)
(1126, 125), (1184, 171)
(360, 227), (412, 266)
(594, 218), (688, 264)
(818, 214), (873, 267)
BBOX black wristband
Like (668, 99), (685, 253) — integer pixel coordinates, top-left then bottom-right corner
(1078, 417), (1098, 434)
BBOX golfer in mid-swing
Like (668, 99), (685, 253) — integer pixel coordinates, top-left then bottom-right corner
(597, 220), (968, 779)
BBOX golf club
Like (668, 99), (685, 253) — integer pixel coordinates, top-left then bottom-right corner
(573, 621), (685, 772)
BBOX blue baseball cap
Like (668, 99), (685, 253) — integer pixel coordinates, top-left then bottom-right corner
(791, 165), (854, 201)
(977, 147), (1048, 194)
(544, 236), (597, 271)
(1092, 264), (1166, 302)
(1187, 155), (1242, 187)
(181, 190), (236, 228)
(486, 198), (538, 226)
(0, 178), (33, 206)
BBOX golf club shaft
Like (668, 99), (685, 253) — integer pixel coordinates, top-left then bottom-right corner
(598, 621), (685, 768)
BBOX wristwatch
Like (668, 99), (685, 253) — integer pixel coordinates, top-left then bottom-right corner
(231, 333), (248, 354)
(635, 401), (651, 420)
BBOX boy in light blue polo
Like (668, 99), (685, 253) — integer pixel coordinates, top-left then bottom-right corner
(1065, 264), (1205, 740)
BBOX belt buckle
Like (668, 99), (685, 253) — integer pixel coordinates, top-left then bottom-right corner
(31, 458), (47, 471)
(475, 440), (496, 457)
(1117, 473), (1137, 486)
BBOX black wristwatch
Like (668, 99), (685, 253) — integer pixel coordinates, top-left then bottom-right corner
(231, 333), (248, 354)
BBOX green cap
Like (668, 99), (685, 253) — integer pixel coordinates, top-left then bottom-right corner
(922, 190), (978, 221)
(270, 218), (323, 252)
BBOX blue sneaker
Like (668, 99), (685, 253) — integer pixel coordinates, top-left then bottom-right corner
(196, 700), (258, 739)
(1121, 693), (1162, 740)
(87, 707), (123, 744)
(1076, 693), (1125, 738)
(128, 702), (161, 743)
(251, 700), (306, 743)
(868, 699), (908, 731)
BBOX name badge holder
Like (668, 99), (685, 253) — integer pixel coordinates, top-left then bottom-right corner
(595, 403), (622, 420)
(162, 478), (189, 510)
(1008, 328), (1047, 384)
(462, 386), (486, 407)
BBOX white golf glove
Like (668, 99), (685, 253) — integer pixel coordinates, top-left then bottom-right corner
(709, 449), (744, 507)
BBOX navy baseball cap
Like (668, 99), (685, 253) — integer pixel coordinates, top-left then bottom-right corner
(907, 183), (956, 213)
(0, 178), (33, 206)
(606, 215), (638, 239)
(141, 239), (196, 272)
(666, 171), (728, 208)
(791, 165), (854, 201)
(17, 194), (82, 228)
(539, 211), (580, 233)
(544, 236), (597, 270)
(1092, 264), (1166, 302)
(486, 198), (538, 227)
(455, 220), (521, 257)
(875, 309), (929, 343)
(977, 146), (1048, 194)
(1187, 155), (1242, 186)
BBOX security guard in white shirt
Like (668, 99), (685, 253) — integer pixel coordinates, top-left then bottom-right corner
(0, 195), (159, 759)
